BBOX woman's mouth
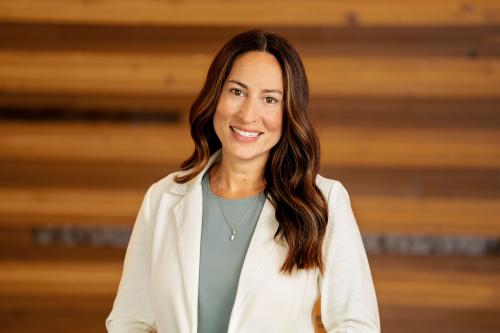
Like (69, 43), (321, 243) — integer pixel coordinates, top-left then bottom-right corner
(230, 126), (263, 138)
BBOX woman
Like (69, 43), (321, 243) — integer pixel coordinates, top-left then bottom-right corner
(106, 30), (380, 333)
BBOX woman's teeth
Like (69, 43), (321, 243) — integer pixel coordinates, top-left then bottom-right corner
(231, 127), (261, 138)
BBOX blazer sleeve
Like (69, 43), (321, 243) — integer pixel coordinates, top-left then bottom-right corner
(318, 181), (380, 332)
(106, 184), (157, 333)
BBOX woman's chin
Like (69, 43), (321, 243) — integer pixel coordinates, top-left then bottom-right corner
(222, 147), (269, 163)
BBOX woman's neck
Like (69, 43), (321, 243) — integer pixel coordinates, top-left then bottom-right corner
(209, 154), (266, 199)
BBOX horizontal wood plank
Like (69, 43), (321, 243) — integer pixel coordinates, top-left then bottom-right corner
(2, 161), (498, 199)
(0, 296), (111, 333)
(0, 260), (121, 297)
(0, 188), (142, 227)
(1, 0), (500, 27)
(2, 24), (500, 57)
(3, 256), (498, 307)
(1, 51), (500, 99)
(1, 255), (499, 333)
(2, 95), (499, 131)
(0, 187), (498, 236)
(353, 196), (500, 236)
(0, 122), (498, 170)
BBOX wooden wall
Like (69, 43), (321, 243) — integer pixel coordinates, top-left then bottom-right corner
(0, 1), (499, 332)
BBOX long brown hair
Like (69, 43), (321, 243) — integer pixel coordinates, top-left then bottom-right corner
(175, 30), (328, 275)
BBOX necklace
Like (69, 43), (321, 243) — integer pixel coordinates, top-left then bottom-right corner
(215, 166), (260, 241)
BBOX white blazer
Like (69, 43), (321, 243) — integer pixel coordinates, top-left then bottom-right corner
(106, 152), (380, 333)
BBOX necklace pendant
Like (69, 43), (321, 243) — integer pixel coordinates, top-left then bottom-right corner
(230, 230), (235, 241)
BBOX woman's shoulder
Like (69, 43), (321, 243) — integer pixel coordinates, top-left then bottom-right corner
(144, 169), (191, 199)
(315, 174), (350, 203)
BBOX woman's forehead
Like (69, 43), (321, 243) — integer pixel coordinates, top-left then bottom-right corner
(227, 51), (284, 91)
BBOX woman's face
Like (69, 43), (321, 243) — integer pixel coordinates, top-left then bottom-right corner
(213, 51), (284, 165)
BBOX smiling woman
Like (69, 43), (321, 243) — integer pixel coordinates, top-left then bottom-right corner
(106, 30), (380, 333)
(213, 51), (284, 177)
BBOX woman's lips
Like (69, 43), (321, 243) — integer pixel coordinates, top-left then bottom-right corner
(230, 126), (262, 142)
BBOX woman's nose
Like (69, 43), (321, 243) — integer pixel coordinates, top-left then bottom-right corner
(238, 97), (258, 123)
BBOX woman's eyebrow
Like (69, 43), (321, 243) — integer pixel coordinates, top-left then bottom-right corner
(262, 88), (283, 95)
(227, 79), (283, 95)
(227, 79), (248, 89)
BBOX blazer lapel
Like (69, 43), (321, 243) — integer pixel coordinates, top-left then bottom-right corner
(170, 152), (221, 332)
(228, 198), (279, 330)
(172, 184), (203, 332)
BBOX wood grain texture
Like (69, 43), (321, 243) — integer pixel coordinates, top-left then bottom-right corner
(2, 24), (500, 57)
(1, 255), (499, 333)
(1, 122), (498, 169)
(0, 2), (499, 333)
(0, 187), (498, 235)
(1, 0), (500, 27)
(1, 51), (499, 98)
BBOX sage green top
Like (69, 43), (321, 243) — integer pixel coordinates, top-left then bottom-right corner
(197, 170), (266, 333)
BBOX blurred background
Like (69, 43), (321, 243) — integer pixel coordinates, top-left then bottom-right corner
(0, 1), (499, 332)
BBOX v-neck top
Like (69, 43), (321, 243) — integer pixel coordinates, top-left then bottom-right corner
(197, 170), (266, 333)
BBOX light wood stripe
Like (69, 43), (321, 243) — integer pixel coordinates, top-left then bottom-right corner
(1, 122), (498, 169)
(1, 0), (499, 27)
(0, 188), (142, 226)
(1, 51), (500, 98)
(0, 255), (498, 308)
(0, 260), (121, 296)
(0, 188), (498, 235)
(353, 196), (500, 236)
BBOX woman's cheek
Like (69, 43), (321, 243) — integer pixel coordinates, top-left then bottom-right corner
(218, 96), (240, 117)
(264, 109), (284, 132)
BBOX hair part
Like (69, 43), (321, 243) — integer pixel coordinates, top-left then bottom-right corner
(175, 30), (328, 275)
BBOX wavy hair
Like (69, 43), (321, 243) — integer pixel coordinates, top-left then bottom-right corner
(175, 30), (328, 275)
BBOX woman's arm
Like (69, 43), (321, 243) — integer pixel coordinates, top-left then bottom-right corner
(106, 184), (157, 333)
(318, 181), (380, 332)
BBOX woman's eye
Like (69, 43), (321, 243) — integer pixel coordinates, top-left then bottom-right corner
(265, 96), (278, 104)
(230, 88), (244, 96)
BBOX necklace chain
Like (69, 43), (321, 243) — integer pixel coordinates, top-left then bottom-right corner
(215, 165), (260, 241)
